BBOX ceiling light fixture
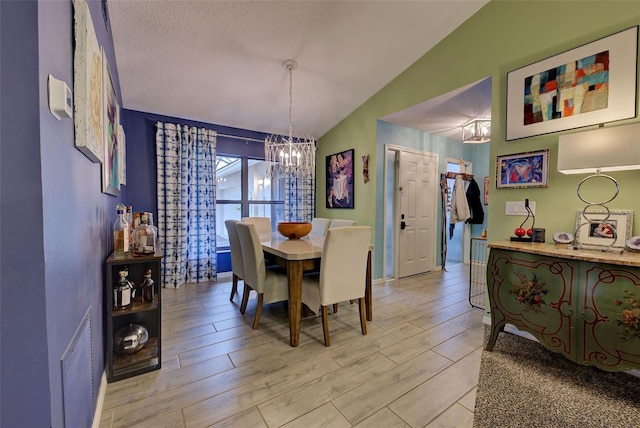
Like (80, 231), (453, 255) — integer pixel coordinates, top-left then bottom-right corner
(462, 119), (491, 143)
(265, 59), (316, 180)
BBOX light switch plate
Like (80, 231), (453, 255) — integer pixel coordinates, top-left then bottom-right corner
(505, 200), (536, 216)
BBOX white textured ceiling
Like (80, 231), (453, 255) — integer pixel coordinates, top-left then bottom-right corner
(107, 0), (490, 139)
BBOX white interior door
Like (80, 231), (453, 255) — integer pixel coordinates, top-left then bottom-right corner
(397, 149), (437, 278)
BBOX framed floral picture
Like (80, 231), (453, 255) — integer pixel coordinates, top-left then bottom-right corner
(496, 149), (549, 189)
(326, 149), (354, 209)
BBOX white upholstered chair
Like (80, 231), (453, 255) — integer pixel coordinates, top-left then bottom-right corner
(241, 216), (272, 236)
(224, 219), (243, 301)
(301, 226), (372, 346)
(310, 218), (331, 236)
(329, 219), (357, 228)
(236, 222), (289, 329)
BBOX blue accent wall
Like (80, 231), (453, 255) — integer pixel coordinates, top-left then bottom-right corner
(1, 2), (50, 427)
(1, 0), (122, 426)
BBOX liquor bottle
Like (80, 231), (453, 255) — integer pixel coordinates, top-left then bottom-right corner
(113, 269), (133, 310)
(113, 205), (130, 256)
(147, 212), (159, 243)
(141, 269), (154, 303)
(132, 213), (156, 255)
(125, 206), (134, 245)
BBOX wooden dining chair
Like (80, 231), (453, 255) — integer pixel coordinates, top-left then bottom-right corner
(236, 222), (289, 329)
(224, 219), (243, 301)
(329, 219), (357, 228)
(301, 226), (372, 346)
(310, 217), (331, 236)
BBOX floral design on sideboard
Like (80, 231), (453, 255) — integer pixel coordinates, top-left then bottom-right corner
(613, 289), (640, 342)
(509, 272), (549, 313)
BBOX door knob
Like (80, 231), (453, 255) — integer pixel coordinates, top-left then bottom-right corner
(400, 221), (409, 230)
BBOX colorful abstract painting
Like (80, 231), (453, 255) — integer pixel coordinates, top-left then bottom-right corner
(523, 51), (609, 125)
(506, 26), (637, 140)
(496, 150), (549, 189)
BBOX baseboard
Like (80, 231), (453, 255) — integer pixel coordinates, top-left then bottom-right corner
(482, 315), (640, 378)
(91, 370), (107, 428)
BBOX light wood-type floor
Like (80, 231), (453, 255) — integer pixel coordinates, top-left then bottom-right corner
(99, 263), (485, 428)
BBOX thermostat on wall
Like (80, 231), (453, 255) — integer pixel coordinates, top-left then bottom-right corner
(48, 74), (73, 120)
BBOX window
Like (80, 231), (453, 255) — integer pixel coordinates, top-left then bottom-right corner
(215, 155), (284, 249)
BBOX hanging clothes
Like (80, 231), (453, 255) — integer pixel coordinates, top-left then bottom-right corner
(450, 175), (471, 224)
(465, 177), (484, 225)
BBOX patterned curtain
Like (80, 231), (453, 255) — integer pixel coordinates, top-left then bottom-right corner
(283, 175), (315, 223)
(156, 122), (217, 288)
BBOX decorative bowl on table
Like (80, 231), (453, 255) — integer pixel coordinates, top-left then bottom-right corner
(277, 222), (312, 239)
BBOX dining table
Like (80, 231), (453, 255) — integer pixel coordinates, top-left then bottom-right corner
(261, 232), (373, 347)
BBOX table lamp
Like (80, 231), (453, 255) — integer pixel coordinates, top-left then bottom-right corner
(557, 122), (640, 251)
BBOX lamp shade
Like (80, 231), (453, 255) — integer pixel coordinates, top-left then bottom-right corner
(557, 122), (640, 174)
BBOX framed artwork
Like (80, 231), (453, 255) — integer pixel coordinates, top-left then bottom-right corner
(496, 149), (549, 189)
(118, 124), (126, 186)
(101, 47), (120, 196)
(326, 148), (354, 209)
(484, 176), (489, 205)
(506, 26), (638, 141)
(73, 0), (104, 163)
(574, 210), (633, 250)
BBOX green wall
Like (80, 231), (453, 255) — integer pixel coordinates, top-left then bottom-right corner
(316, 1), (640, 278)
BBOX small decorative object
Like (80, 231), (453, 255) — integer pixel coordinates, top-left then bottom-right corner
(497, 150), (549, 189)
(552, 231), (574, 244)
(626, 236), (640, 252)
(361, 154), (370, 183)
(531, 228), (546, 243)
(326, 148), (355, 209)
(511, 198), (535, 242)
(506, 26), (637, 141)
(113, 324), (148, 355)
(277, 222), (312, 239)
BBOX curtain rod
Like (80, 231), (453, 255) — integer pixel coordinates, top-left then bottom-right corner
(217, 133), (265, 144)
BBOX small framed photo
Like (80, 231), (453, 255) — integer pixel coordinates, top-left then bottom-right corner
(326, 148), (354, 209)
(496, 149), (549, 189)
(575, 210), (633, 249)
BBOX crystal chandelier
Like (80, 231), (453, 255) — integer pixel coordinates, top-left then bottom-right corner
(265, 59), (316, 180)
(462, 119), (491, 143)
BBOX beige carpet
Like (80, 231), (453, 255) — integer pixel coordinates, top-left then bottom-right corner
(474, 328), (640, 428)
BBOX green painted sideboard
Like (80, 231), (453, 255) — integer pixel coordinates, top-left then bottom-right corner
(486, 241), (640, 372)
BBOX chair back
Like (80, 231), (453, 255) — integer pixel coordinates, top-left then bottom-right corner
(236, 222), (267, 293)
(310, 218), (331, 235)
(319, 226), (371, 305)
(241, 217), (272, 234)
(224, 219), (243, 279)
(329, 219), (357, 229)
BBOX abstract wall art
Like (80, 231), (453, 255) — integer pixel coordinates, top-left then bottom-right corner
(506, 26), (637, 140)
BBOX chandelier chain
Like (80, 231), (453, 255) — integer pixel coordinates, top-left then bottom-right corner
(288, 63), (294, 142)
